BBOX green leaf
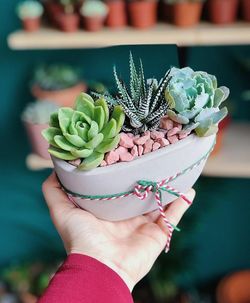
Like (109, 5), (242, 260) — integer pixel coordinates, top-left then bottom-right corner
(214, 87), (230, 107)
(84, 133), (104, 149)
(48, 146), (77, 160)
(78, 152), (104, 171)
(49, 112), (59, 128)
(167, 110), (189, 124)
(76, 121), (89, 141)
(64, 133), (86, 148)
(95, 98), (109, 125)
(58, 108), (74, 133)
(95, 134), (120, 154)
(94, 106), (105, 131)
(165, 90), (175, 109)
(71, 148), (93, 158)
(210, 107), (228, 124)
(101, 118), (117, 139)
(54, 135), (75, 151)
(88, 121), (99, 141)
(75, 93), (95, 119)
(195, 123), (219, 137)
(69, 121), (78, 135)
(73, 110), (92, 125)
(111, 105), (125, 134)
(42, 127), (62, 147)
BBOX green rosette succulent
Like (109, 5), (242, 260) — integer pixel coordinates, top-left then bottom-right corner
(42, 93), (125, 170)
(165, 67), (229, 137)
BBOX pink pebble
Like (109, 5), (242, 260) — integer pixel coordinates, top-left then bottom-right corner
(160, 118), (174, 130)
(127, 133), (134, 138)
(179, 131), (190, 140)
(157, 137), (170, 147)
(168, 135), (179, 144)
(68, 159), (81, 167)
(143, 139), (154, 154)
(174, 122), (182, 131)
(105, 150), (119, 165)
(100, 160), (107, 167)
(152, 142), (161, 151)
(119, 133), (134, 148)
(150, 130), (165, 140)
(115, 146), (128, 155)
(167, 127), (181, 137)
(131, 145), (139, 157)
(138, 145), (144, 156)
(120, 152), (134, 162)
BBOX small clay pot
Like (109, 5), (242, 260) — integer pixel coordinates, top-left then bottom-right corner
(23, 121), (50, 159)
(22, 18), (41, 32)
(31, 82), (87, 107)
(105, 0), (127, 28)
(128, 0), (158, 29)
(57, 13), (80, 32)
(241, 0), (250, 21)
(172, 2), (203, 27)
(207, 0), (239, 24)
(82, 16), (106, 32)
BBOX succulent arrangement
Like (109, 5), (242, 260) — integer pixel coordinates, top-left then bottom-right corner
(80, 0), (109, 17)
(33, 64), (81, 91)
(43, 54), (229, 171)
(16, 0), (44, 20)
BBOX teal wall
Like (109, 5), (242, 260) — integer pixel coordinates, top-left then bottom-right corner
(0, 0), (250, 287)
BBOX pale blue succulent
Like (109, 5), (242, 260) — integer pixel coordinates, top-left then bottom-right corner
(165, 67), (229, 137)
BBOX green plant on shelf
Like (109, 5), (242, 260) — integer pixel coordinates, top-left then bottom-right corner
(42, 93), (125, 170)
(33, 64), (81, 91)
(165, 67), (229, 137)
(80, 0), (108, 17)
(16, 0), (44, 20)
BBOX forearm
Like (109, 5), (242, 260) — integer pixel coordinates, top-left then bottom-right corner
(38, 254), (133, 303)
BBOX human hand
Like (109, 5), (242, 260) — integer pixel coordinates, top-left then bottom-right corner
(42, 172), (195, 291)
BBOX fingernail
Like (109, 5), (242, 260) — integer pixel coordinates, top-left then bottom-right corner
(185, 189), (196, 202)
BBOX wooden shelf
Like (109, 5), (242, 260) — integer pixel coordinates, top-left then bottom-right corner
(8, 22), (250, 50)
(26, 123), (250, 178)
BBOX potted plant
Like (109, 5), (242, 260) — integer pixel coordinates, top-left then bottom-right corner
(80, 0), (109, 32)
(16, 0), (44, 32)
(56, 0), (80, 32)
(22, 101), (59, 159)
(42, 54), (229, 222)
(105, 0), (127, 28)
(31, 64), (87, 107)
(241, 0), (250, 21)
(127, 0), (158, 29)
(165, 0), (205, 27)
(43, 0), (63, 26)
(207, 0), (239, 24)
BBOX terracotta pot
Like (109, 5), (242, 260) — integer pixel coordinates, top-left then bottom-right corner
(172, 2), (203, 27)
(31, 82), (87, 107)
(57, 13), (80, 32)
(211, 115), (231, 156)
(52, 134), (215, 221)
(128, 0), (158, 29)
(105, 0), (127, 28)
(241, 0), (250, 21)
(44, 1), (63, 25)
(82, 16), (106, 31)
(23, 121), (50, 160)
(208, 0), (239, 24)
(22, 18), (41, 32)
(217, 270), (250, 303)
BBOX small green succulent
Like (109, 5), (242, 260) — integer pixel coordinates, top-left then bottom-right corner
(42, 93), (125, 170)
(16, 0), (44, 19)
(165, 67), (229, 137)
(94, 53), (171, 135)
(80, 0), (108, 17)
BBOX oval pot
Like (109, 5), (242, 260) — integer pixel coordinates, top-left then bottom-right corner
(57, 13), (80, 32)
(105, 0), (127, 28)
(24, 121), (50, 159)
(31, 82), (87, 107)
(172, 2), (203, 27)
(52, 134), (215, 221)
(22, 18), (41, 32)
(208, 0), (239, 24)
(82, 15), (106, 32)
(128, 0), (158, 29)
(241, 0), (250, 21)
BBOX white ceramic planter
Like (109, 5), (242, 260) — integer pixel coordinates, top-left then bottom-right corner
(52, 134), (215, 221)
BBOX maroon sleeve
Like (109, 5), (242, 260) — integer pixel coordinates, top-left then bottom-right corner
(38, 254), (133, 303)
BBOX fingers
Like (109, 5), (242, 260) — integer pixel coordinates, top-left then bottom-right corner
(42, 172), (75, 214)
(157, 189), (196, 234)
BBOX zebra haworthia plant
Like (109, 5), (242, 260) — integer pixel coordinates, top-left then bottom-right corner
(165, 67), (229, 137)
(42, 93), (125, 170)
(94, 53), (171, 135)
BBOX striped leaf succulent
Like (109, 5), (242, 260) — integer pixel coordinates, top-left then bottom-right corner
(165, 67), (229, 137)
(94, 53), (171, 135)
(42, 93), (125, 170)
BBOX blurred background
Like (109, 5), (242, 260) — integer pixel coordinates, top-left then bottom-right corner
(0, 0), (250, 302)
